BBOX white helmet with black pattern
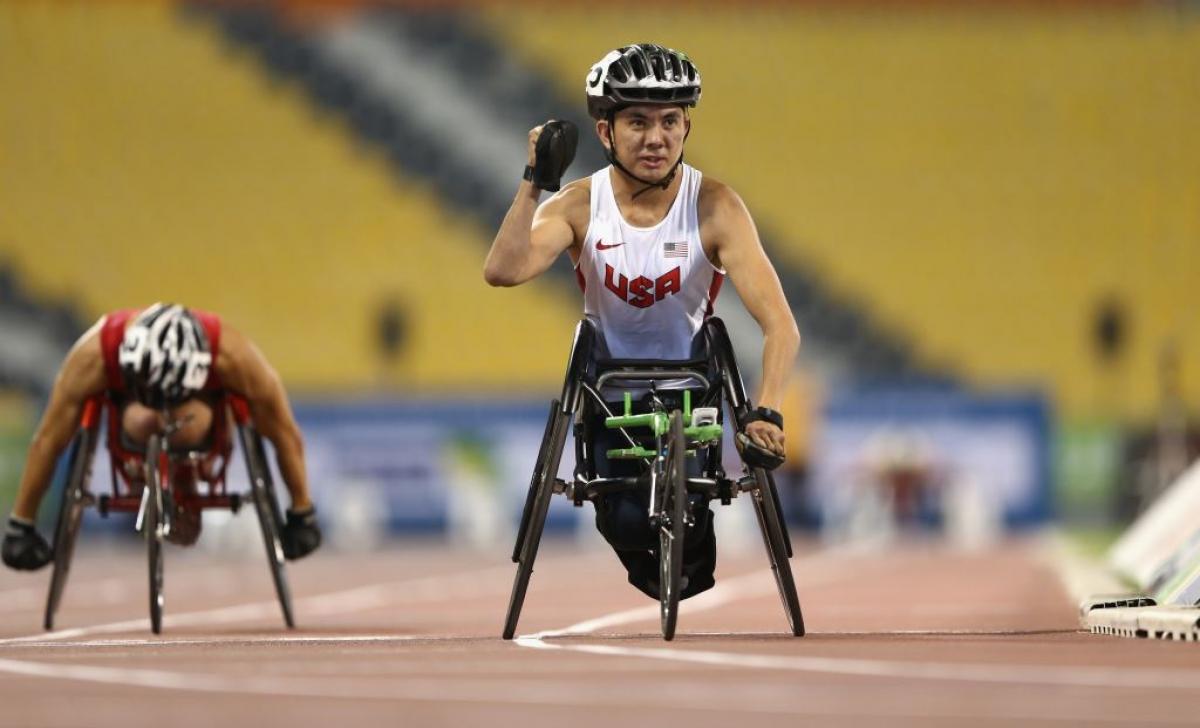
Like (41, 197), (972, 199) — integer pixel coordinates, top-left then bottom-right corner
(117, 303), (212, 409)
(585, 43), (701, 121)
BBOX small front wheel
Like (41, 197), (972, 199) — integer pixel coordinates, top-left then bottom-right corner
(144, 435), (166, 635)
(658, 410), (687, 641)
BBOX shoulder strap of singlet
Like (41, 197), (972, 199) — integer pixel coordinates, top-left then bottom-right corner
(99, 309), (138, 391)
(191, 309), (223, 390)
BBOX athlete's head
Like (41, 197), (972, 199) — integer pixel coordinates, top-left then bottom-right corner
(585, 43), (701, 193)
(117, 303), (212, 410)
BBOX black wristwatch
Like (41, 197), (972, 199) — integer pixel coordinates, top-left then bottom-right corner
(740, 406), (783, 430)
(522, 165), (535, 182)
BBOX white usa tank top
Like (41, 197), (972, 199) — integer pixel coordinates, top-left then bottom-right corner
(576, 164), (725, 361)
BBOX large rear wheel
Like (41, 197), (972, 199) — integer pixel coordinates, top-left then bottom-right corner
(751, 469), (804, 636)
(43, 431), (97, 631)
(513, 400), (560, 563)
(502, 406), (569, 640)
(658, 411), (687, 641)
(242, 426), (295, 629)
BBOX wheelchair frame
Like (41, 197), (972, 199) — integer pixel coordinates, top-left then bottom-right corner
(503, 317), (804, 641)
(43, 394), (294, 634)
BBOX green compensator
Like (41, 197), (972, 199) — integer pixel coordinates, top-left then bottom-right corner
(603, 390), (724, 460)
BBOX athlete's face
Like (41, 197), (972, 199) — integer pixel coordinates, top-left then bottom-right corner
(599, 105), (690, 179)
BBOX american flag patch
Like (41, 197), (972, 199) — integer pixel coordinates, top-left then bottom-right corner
(663, 241), (689, 259)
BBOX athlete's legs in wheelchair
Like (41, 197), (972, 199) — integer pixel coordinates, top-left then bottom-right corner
(119, 397), (219, 546)
(587, 391), (718, 600)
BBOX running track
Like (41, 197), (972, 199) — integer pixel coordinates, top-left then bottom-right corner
(1, 537), (1199, 726)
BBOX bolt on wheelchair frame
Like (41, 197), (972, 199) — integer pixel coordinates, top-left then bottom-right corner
(503, 317), (804, 641)
(43, 395), (294, 634)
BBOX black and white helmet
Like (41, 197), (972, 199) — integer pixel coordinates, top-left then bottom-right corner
(585, 43), (701, 120)
(117, 303), (212, 409)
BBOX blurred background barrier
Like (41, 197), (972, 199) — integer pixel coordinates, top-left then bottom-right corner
(1, 0), (1196, 547)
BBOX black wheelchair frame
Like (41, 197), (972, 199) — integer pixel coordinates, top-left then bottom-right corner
(503, 317), (804, 641)
(43, 395), (294, 634)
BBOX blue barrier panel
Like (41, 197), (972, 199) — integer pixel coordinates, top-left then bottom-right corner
(293, 399), (582, 536)
(809, 387), (1053, 530)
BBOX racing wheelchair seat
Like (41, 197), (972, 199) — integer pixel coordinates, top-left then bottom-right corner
(503, 317), (804, 641)
(42, 393), (295, 634)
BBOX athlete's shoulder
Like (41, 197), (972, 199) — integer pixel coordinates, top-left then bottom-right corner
(546, 175), (592, 210)
(537, 175), (593, 238)
(697, 175), (750, 222)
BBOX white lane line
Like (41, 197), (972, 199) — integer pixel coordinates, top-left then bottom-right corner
(532, 641), (1200, 690)
(516, 550), (1200, 693)
(0, 656), (1178, 723)
(0, 562), (516, 646)
(520, 550), (854, 642)
(3, 634), (444, 649)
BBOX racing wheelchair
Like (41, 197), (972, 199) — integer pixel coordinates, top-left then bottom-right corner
(43, 394), (294, 634)
(503, 317), (804, 641)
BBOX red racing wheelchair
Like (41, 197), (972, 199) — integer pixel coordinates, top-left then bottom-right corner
(43, 394), (294, 634)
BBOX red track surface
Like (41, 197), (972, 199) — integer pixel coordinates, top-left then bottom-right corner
(2, 537), (1199, 726)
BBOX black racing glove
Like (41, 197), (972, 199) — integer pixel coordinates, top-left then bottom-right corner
(281, 506), (321, 561)
(2, 516), (52, 571)
(524, 120), (578, 192)
(736, 407), (786, 471)
(736, 432), (786, 471)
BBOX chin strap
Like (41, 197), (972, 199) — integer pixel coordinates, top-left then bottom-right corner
(605, 112), (687, 198)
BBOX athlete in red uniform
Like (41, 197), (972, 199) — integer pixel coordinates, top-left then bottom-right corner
(3, 304), (321, 570)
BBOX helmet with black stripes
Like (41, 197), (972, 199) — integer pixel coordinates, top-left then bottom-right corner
(585, 43), (701, 120)
(117, 303), (212, 409)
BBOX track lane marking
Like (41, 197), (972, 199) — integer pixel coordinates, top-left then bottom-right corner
(516, 550), (1200, 692)
(0, 546), (1197, 720)
(0, 656), (1193, 722)
(0, 562), (516, 645)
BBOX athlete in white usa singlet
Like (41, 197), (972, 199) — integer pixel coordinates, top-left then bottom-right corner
(578, 164), (724, 361)
(485, 44), (800, 603)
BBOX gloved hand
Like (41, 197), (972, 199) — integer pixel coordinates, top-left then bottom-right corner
(524, 120), (578, 192)
(281, 506), (321, 560)
(736, 432), (786, 471)
(2, 516), (52, 571)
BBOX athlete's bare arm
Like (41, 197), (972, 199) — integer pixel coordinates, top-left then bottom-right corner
(484, 125), (589, 287)
(700, 178), (801, 457)
(215, 325), (312, 510)
(11, 320), (108, 521)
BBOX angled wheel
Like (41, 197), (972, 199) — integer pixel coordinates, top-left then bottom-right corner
(513, 399), (560, 563)
(143, 435), (166, 635)
(751, 468), (804, 636)
(43, 429), (98, 631)
(765, 470), (793, 558)
(502, 405), (569, 640)
(658, 411), (687, 641)
(239, 424), (295, 629)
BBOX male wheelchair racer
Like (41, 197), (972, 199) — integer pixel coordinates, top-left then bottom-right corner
(503, 317), (804, 641)
(44, 393), (294, 634)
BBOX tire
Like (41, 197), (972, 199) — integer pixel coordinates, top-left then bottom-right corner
(765, 471), (794, 559)
(513, 399), (560, 563)
(240, 425), (295, 629)
(751, 468), (805, 636)
(658, 411), (687, 641)
(43, 430), (97, 631)
(144, 435), (166, 635)
(502, 407), (569, 640)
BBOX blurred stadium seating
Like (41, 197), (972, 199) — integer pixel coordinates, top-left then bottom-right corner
(486, 3), (1200, 419)
(1, 0), (1197, 533)
(0, 1), (580, 394)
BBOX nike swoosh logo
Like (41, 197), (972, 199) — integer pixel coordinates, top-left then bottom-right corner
(596, 240), (625, 251)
